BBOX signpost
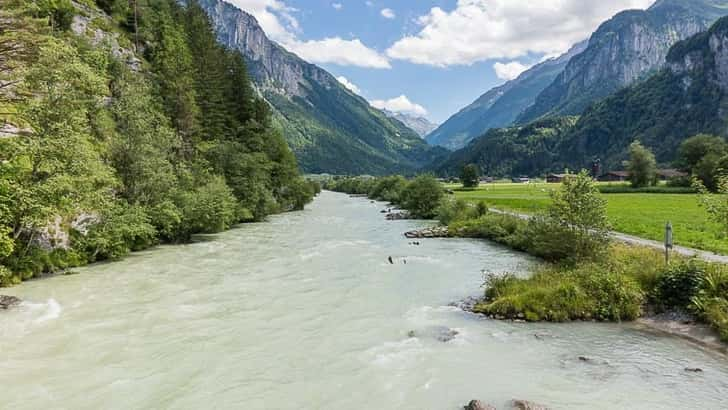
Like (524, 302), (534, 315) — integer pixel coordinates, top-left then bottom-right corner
(665, 222), (673, 264)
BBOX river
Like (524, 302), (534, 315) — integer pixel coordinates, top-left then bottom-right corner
(1, 191), (727, 409)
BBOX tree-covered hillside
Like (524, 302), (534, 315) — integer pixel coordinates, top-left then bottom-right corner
(438, 15), (728, 177)
(436, 117), (578, 177)
(426, 41), (587, 151)
(0, 0), (316, 285)
(197, 0), (444, 175)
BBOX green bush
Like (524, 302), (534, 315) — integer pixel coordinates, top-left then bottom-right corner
(450, 213), (532, 252)
(399, 175), (444, 219)
(80, 204), (158, 261)
(529, 171), (611, 264)
(476, 262), (644, 322)
(0, 265), (14, 287)
(653, 260), (705, 311)
(597, 185), (695, 194)
(579, 268), (643, 321)
(702, 299), (728, 341)
(369, 175), (408, 203)
(435, 197), (477, 225)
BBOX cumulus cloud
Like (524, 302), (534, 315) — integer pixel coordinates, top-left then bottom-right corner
(386, 0), (653, 67)
(370, 95), (428, 116)
(332, 2), (342, 10)
(288, 38), (391, 69)
(493, 61), (531, 81)
(381, 8), (395, 19)
(227, 0), (390, 69)
(336, 76), (362, 94)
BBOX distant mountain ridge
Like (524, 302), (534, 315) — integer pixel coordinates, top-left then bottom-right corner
(196, 0), (443, 174)
(437, 14), (728, 177)
(425, 40), (587, 151)
(381, 110), (438, 138)
(517, 0), (728, 123)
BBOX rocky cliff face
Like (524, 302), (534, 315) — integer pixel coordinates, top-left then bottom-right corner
(518, 0), (728, 123)
(196, 0), (440, 174)
(426, 40), (587, 150)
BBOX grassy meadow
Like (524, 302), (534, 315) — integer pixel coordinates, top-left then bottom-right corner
(450, 182), (728, 255)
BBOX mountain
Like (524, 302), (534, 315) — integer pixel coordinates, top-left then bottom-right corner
(438, 15), (728, 176)
(517, 0), (728, 123)
(382, 110), (438, 138)
(426, 41), (587, 151)
(196, 0), (442, 175)
(435, 117), (578, 177)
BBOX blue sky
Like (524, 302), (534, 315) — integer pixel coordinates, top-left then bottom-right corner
(227, 0), (654, 124)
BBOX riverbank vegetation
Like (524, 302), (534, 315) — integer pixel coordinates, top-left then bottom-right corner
(451, 183), (726, 254)
(326, 173), (728, 341)
(0, 0), (316, 286)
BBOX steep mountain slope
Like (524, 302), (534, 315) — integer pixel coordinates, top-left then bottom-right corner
(436, 117), (578, 177)
(518, 0), (728, 123)
(196, 0), (441, 174)
(438, 15), (728, 177)
(426, 41), (587, 151)
(382, 110), (438, 138)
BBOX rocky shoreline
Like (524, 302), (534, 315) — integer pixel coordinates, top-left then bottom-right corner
(404, 226), (450, 239)
(451, 296), (728, 356)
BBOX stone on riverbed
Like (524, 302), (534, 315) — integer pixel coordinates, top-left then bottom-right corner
(0, 295), (21, 310)
(386, 212), (411, 220)
(510, 399), (550, 410)
(449, 296), (482, 313)
(464, 400), (496, 410)
(408, 325), (459, 342)
(404, 226), (449, 239)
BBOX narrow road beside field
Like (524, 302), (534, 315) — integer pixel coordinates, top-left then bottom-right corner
(489, 208), (728, 264)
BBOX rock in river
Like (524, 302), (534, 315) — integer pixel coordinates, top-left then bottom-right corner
(408, 325), (459, 342)
(511, 399), (550, 410)
(0, 295), (21, 310)
(464, 400), (496, 410)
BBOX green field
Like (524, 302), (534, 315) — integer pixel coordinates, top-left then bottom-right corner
(450, 183), (728, 255)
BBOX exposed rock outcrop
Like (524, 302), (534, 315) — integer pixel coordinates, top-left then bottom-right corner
(386, 212), (412, 221)
(0, 295), (21, 310)
(464, 400), (496, 410)
(404, 226), (449, 238)
(70, 2), (141, 72)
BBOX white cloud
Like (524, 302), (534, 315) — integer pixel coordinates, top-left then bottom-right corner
(287, 38), (391, 69)
(227, 0), (390, 69)
(336, 76), (361, 94)
(381, 8), (395, 19)
(493, 61), (531, 81)
(386, 0), (654, 67)
(332, 2), (342, 10)
(370, 95), (427, 116)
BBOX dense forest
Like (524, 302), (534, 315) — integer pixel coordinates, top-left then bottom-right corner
(0, 0), (316, 285)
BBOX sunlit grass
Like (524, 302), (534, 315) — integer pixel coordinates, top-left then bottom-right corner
(449, 183), (728, 255)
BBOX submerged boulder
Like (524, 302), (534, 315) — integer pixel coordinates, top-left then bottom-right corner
(0, 295), (21, 310)
(408, 325), (459, 343)
(464, 400), (496, 410)
(511, 399), (550, 410)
